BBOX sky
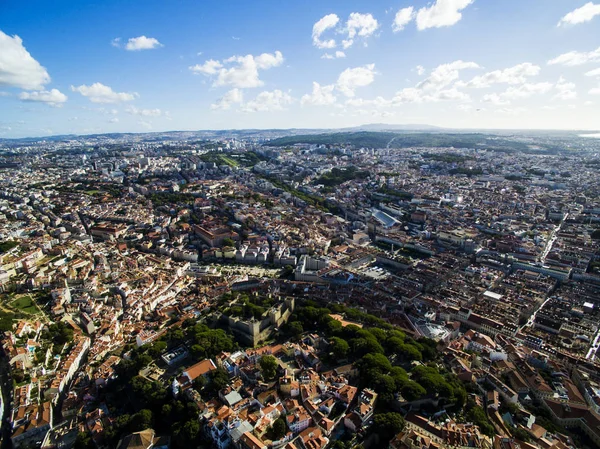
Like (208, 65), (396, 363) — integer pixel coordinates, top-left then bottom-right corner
(1, 0), (600, 138)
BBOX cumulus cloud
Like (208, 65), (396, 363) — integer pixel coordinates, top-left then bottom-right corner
(0, 30), (50, 90)
(343, 13), (379, 48)
(482, 93), (510, 106)
(321, 51), (346, 60)
(125, 105), (165, 117)
(312, 12), (378, 52)
(18, 88), (67, 107)
(390, 60), (477, 104)
(548, 47), (600, 66)
(125, 36), (163, 51)
(417, 60), (479, 91)
(585, 68), (600, 77)
(109, 117), (119, 123)
(190, 59), (223, 75)
(496, 107), (527, 116)
(459, 63), (540, 88)
(190, 51), (284, 88)
(416, 0), (475, 30)
(241, 90), (294, 112)
(336, 64), (376, 97)
(301, 82), (337, 106)
(415, 65), (426, 75)
(393, 7), (416, 32)
(312, 14), (340, 49)
(71, 82), (138, 103)
(558, 2), (600, 26)
(553, 77), (577, 100)
(345, 96), (392, 108)
(590, 86), (600, 95)
(210, 88), (244, 110)
(497, 82), (554, 101)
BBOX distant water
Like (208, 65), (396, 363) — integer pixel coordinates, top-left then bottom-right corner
(580, 133), (600, 138)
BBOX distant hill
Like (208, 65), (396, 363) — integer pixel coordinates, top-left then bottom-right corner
(342, 123), (444, 132)
(263, 131), (565, 153)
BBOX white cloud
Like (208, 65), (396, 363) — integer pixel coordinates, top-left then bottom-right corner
(389, 60), (477, 104)
(301, 82), (337, 106)
(435, 88), (470, 101)
(189, 59), (223, 75)
(482, 93), (510, 106)
(393, 7), (416, 32)
(138, 120), (152, 129)
(241, 90), (294, 112)
(125, 36), (163, 51)
(392, 87), (425, 104)
(345, 96), (392, 108)
(460, 63), (540, 88)
(111, 38), (121, 48)
(313, 12), (378, 52)
(496, 107), (527, 116)
(71, 82), (137, 103)
(321, 51), (346, 60)
(548, 47), (600, 66)
(109, 117), (119, 123)
(553, 77), (577, 100)
(0, 30), (50, 90)
(343, 13), (379, 48)
(336, 64), (376, 97)
(190, 51), (283, 88)
(416, 0), (475, 31)
(589, 86), (600, 95)
(126, 105), (165, 117)
(415, 65), (426, 75)
(417, 60), (479, 91)
(312, 14), (339, 49)
(210, 88), (244, 110)
(392, 87), (471, 104)
(18, 88), (67, 107)
(558, 2), (600, 26)
(499, 82), (553, 100)
(585, 68), (600, 77)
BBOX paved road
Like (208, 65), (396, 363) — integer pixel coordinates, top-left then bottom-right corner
(539, 213), (568, 264)
(586, 327), (600, 361)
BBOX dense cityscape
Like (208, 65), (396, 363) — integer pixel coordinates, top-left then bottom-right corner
(3, 0), (600, 449)
(0, 128), (599, 449)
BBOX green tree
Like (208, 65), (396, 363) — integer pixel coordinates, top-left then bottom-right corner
(397, 343), (422, 362)
(208, 368), (230, 393)
(401, 381), (427, 401)
(74, 432), (94, 449)
(329, 337), (349, 360)
(222, 237), (235, 247)
(466, 406), (495, 437)
(47, 322), (74, 346)
(260, 355), (279, 381)
(287, 321), (304, 338)
(269, 417), (287, 440)
(372, 413), (405, 443)
(130, 409), (153, 432)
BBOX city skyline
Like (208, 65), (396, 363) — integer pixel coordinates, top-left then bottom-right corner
(1, 0), (600, 137)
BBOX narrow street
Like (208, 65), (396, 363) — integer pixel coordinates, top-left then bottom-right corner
(539, 213), (568, 264)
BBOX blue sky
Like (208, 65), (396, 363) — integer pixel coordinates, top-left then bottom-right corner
(1, 0), (600, 137)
